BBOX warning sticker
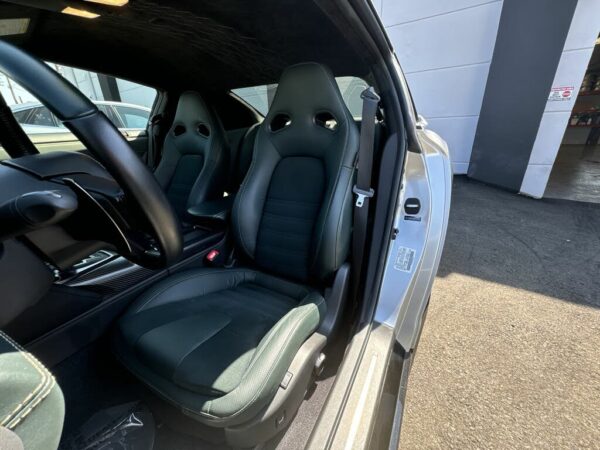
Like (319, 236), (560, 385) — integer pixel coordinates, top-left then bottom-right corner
(548, 86), (574, 102)
(394, 246), (416, 272)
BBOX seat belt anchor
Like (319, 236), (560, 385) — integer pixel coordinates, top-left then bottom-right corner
(360, 86), (381, 103)
(353, 185), (375, 208)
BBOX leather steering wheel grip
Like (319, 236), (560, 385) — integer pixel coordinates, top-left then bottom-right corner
(0, 40), (182, 267)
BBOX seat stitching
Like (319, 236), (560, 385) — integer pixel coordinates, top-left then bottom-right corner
(204, 295), (324, 420)
(257, 245), (309, 257)
(172, 318), (231, 378)
(186, 133), (220, 208)
(237, 284), (301, 305)
(262, 212), (314, 223)
(266, 198), (321, 205)
(202, 305), (314, 419)
(210, 301), (320, 420)
(220, 289), (288, 320)
(120, 299), (322, 422)
(334, 169), (353, 268)
(0, 331), (56, 430)
(234, 138), (260, 257)
(134, 269), (252, 313)
(310, 117), (353, 275)
(258, 226), (312, 237)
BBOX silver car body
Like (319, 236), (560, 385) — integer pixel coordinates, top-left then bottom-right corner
(308, 50), (452, 449)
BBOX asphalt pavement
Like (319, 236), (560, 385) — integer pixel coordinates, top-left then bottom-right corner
(400, 177), (600, 449)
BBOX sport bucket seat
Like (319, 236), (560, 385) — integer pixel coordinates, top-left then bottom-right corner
(114, 63), (359, 432)
(154, 91), (229, 218)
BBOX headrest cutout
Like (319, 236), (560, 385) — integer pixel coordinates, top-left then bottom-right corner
(266, 63), (352, 132)
(315, 111), (338, 131)
(173, 125), (186, 136)
(270, 113), (292, 133)
(197, 123), (210, 137)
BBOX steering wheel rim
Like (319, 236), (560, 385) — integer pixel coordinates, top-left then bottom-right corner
(0, 40), (182, 268)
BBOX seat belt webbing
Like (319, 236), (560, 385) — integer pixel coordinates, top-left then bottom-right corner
(351, 86), (380, 297)
(147, 113), (163, 169)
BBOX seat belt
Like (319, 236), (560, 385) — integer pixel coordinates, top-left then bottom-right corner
(352, 86), (380, 297)
(147, 113), (163, 169)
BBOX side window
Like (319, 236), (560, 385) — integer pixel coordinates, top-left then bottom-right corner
(335, 76), (369, 118)
(231, 84), (277, 116)
(231, 77), (368, 118)
(97, 104), (123, 129)
(29, 107), (57, 127)
(0, 64), (157, 160)
(11, 109), (31, 124)
(113, 105), (150, 129)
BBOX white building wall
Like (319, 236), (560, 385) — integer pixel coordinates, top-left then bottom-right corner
(520, 0), (600, 198)
(375, 0), (503, 174)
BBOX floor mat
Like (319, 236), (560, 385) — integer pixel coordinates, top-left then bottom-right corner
(59, 402), (155, 450)
(54, 343), (231, 450)
(53, 317), (350, 449)
(54, 341), (141, 443)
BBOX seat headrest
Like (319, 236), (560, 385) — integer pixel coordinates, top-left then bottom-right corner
(171, 91), (213, 136)
(265, 63), (353, 136)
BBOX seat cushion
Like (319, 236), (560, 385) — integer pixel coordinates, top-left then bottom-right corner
(114, 268), (325, 427)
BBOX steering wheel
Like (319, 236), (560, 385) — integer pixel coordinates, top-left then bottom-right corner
(0, 41), (182, 269)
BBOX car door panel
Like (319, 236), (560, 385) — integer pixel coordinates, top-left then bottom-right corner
(123, 129), (149, 159)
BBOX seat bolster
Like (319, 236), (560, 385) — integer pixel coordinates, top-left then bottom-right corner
(127, 268), (258, 314)
(232, 139), (280, 259)
(197, 291), (325, 426)
(114, 279), (324, 428)
(311, 162), (355, 278)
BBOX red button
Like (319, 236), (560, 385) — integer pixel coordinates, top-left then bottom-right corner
(206, 249), (220, 262)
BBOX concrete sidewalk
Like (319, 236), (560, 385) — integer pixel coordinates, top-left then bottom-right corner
(400, 177), (600, 449)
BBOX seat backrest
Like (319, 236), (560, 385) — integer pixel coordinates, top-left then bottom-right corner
(232, 63), (359, 283)
(154, 91), (229, 218)
(225, 123), (259, 193)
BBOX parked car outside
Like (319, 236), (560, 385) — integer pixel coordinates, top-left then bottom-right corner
(0, 100), (150, 158)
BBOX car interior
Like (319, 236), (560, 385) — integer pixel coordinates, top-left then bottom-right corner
(0, 1), (409, 449)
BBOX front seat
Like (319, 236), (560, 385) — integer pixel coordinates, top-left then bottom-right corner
(153, 91), (229, 219)
(114, 63), (358, 432)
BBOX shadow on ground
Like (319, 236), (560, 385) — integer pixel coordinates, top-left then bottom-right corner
(438, 176), (600, 308)
(400, 176), (600, 449)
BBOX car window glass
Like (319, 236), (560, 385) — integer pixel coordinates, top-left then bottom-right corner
(29, 107), (55, 127)
(11, 109), (30, 123)
(231, 76), (368, 118)
(0, 63), (157, 160)
(114, 105), (150, 129)
(97, 104), (122, 129)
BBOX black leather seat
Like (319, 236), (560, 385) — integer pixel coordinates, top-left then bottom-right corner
(114, 63), (358, 428)
(154, 91), (229, 218)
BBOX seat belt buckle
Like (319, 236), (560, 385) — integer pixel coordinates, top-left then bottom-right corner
(150, 113), (163, 126)
(353, 185), (374, 208)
